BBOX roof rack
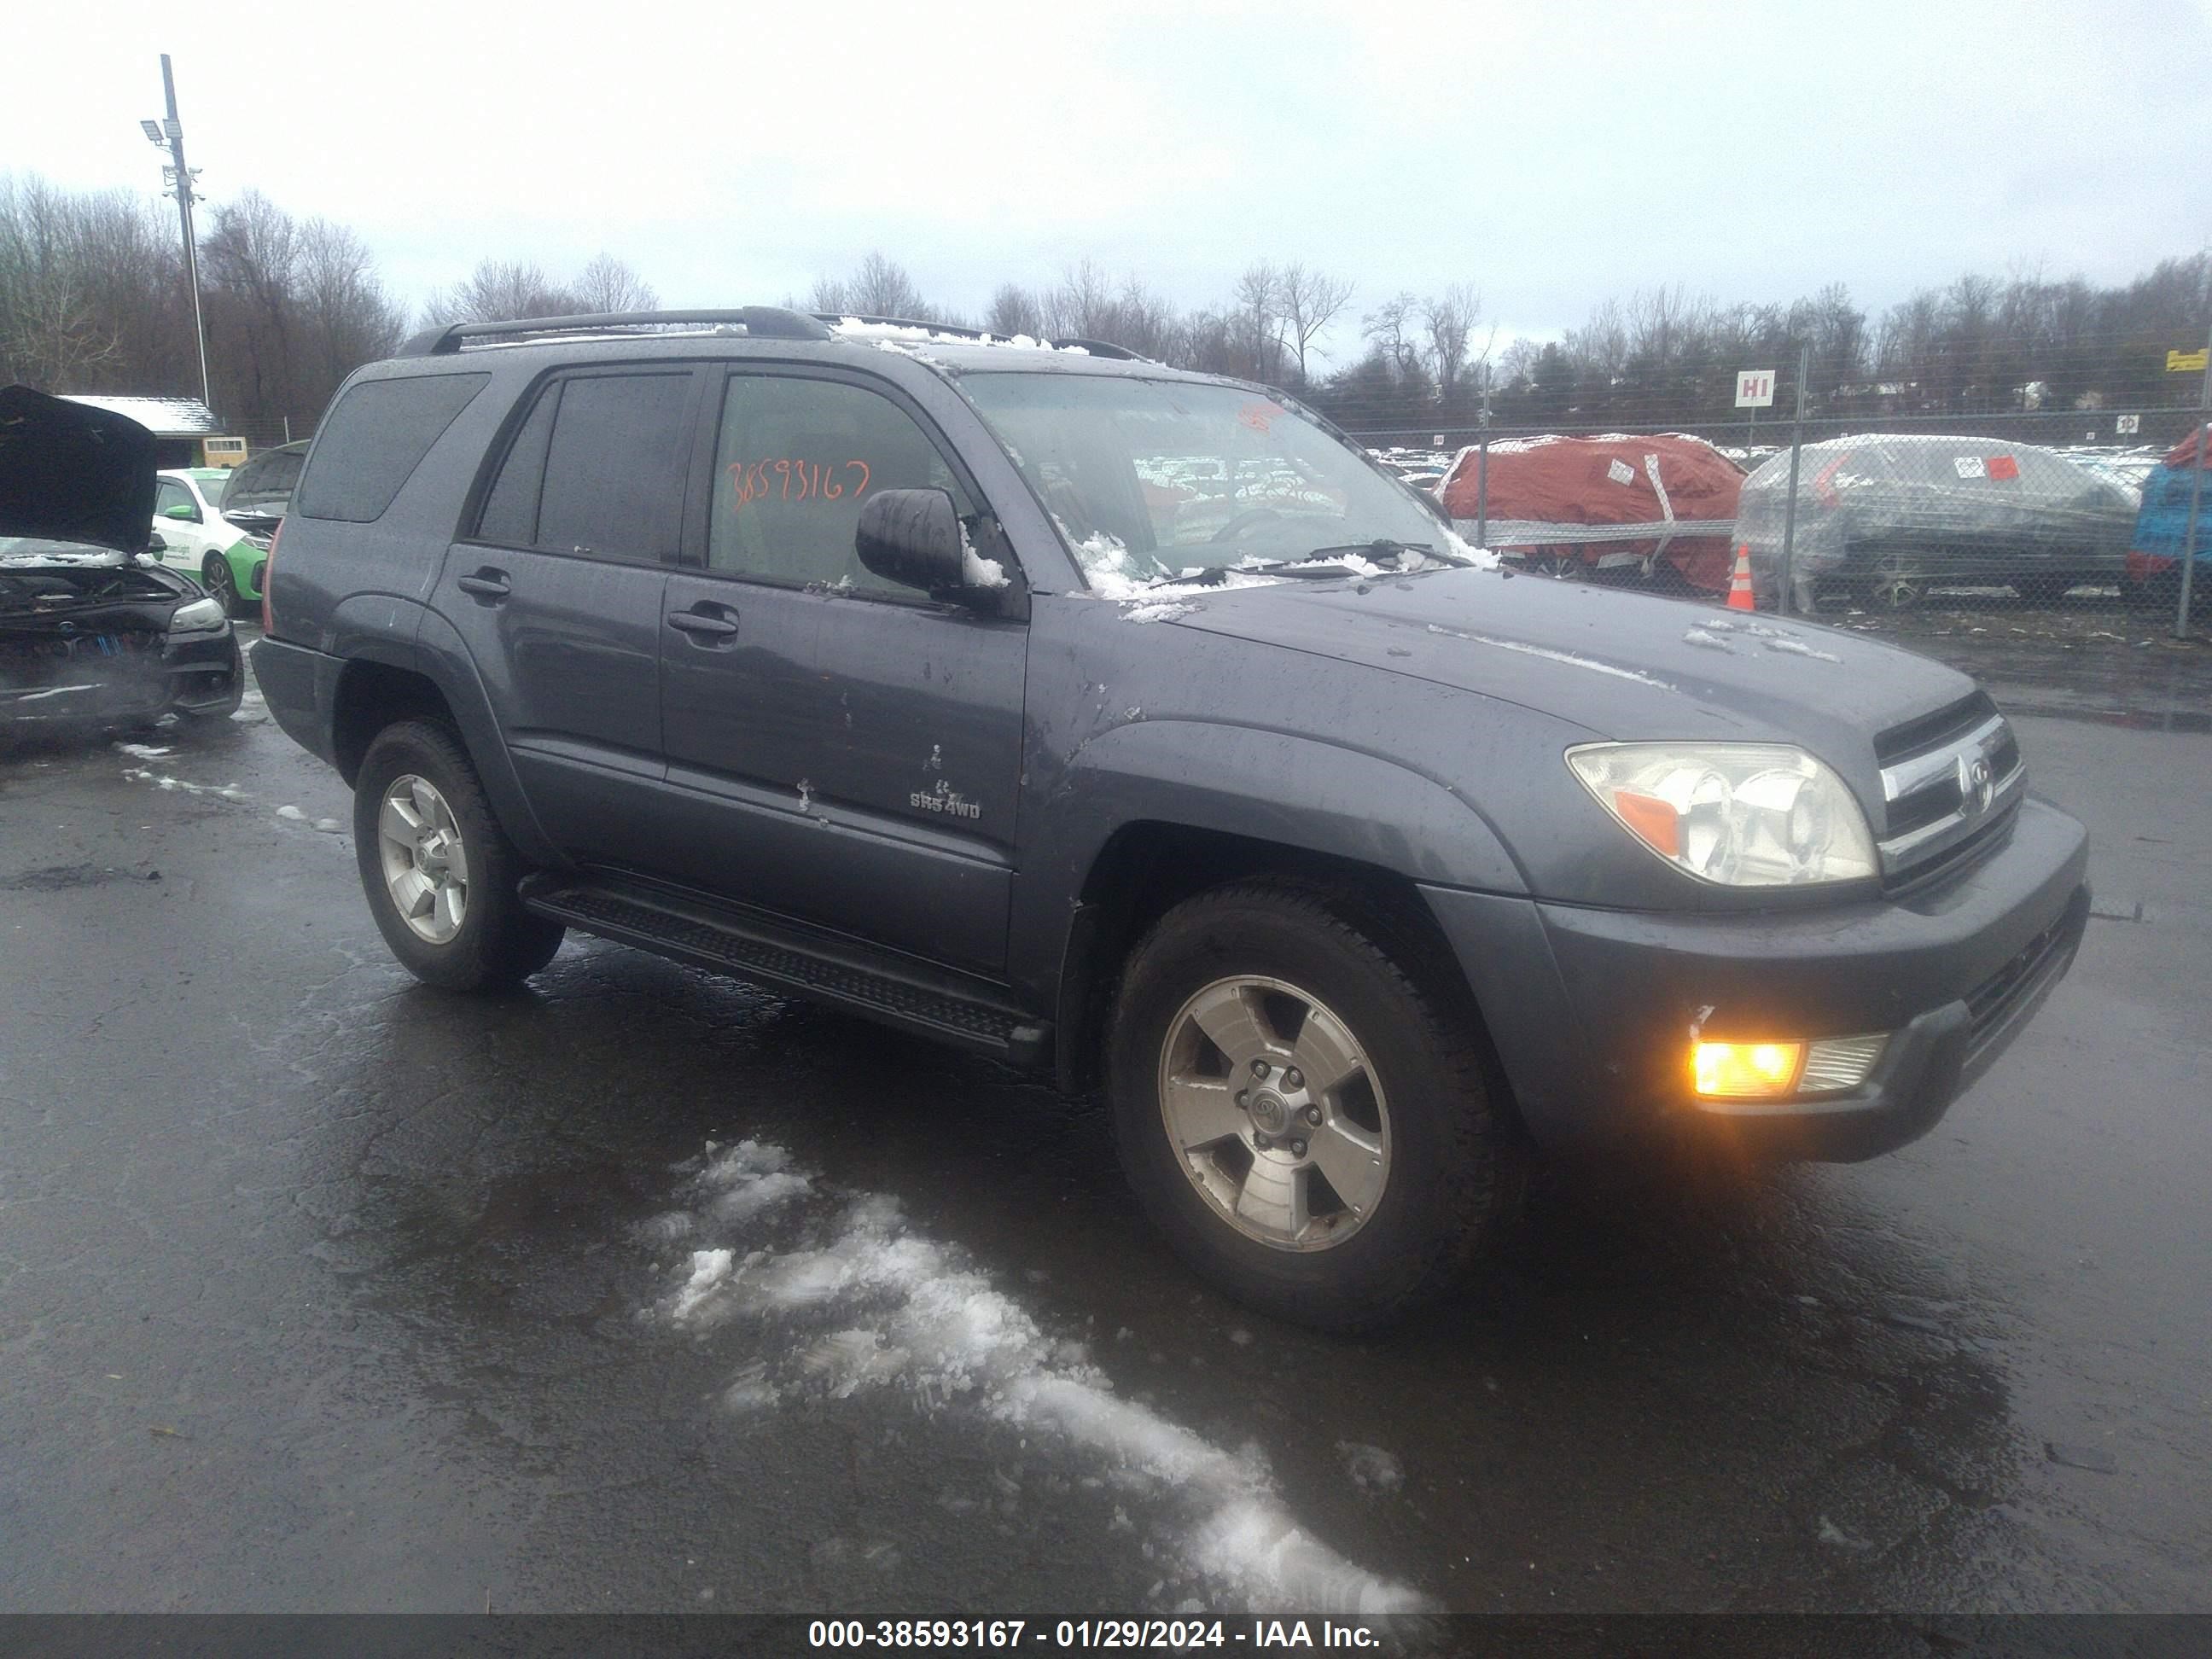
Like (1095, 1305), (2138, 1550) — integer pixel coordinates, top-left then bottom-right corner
(813, 313), (1151, 363)
(397, 306), (833, 357)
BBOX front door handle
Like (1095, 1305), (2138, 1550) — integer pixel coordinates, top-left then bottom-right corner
(456, 568), (510, 600)
(667, 607), (740, 642)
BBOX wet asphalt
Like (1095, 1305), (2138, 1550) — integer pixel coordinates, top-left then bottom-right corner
(1, 614), (2207, 1616)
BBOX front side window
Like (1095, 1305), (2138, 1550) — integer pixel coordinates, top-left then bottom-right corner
(707, 375), (970, 596)
(959, 373), (1452, 590)
(474, 372), (692, 562)
(154, 480), (195, 519)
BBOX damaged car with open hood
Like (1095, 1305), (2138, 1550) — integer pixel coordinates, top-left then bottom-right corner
(1, 385), (244, 731)
(250, 309), (2090, 1330)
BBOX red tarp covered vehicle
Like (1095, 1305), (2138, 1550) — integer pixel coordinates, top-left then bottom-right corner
(1437, 433), (1747, 592)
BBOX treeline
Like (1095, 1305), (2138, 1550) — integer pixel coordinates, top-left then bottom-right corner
(6, 166), (2207, 443)
(806, 251), (2212, 434)
(0, 173), (410, 434)
(0, 172), (657, 436)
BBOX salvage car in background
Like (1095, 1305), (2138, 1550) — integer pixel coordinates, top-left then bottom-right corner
(2123, 425), (2210, 610)
(1438, 433), (1746, 594)
(1, 386), (244, 729)
(1734, 434), (2139, 611)
(149, 465), (269, 618)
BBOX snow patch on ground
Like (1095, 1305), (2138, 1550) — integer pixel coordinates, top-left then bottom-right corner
(651, 1138), (1435, 1614)
(113, 742), (172, 759)
(122, 768), (247, 800)
(276, 804), (306, 821)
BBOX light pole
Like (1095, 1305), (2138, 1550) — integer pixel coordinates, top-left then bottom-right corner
(141, 54), (211, 412)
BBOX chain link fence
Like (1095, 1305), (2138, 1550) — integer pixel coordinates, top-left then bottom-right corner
(1351, 334), (2212, 649)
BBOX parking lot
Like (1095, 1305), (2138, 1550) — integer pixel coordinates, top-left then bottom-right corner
(1, 615), (2207, 1615)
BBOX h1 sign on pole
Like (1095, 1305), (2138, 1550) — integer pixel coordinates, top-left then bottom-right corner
(1737, 368), (1775, 457)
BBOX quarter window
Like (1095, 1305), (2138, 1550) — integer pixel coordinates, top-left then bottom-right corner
(708, 375), (969, 594)
(294, 372), (487, 523)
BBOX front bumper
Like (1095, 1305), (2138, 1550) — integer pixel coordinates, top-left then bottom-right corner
(2, 625), (242, 725)
(1422, 795), (2090, 1162)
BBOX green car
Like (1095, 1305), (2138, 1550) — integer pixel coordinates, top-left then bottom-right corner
(157, 440), (308, 619)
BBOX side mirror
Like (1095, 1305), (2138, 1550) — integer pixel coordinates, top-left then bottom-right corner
(163, 503), (199, 521)
(855, 488), (968, 597)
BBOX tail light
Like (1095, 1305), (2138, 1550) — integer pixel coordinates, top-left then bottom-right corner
(259, 518), (281, 633)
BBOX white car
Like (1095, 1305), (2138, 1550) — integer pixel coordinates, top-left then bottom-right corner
(150, 468), (267, 615)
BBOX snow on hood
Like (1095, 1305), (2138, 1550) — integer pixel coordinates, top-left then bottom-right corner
(0, 385), (159, 555)
(1152, 566), (1974, 753)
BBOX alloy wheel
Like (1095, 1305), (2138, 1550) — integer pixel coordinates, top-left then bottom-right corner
(375, 773), (469, 945)
(1156, 975), (1391, 1251)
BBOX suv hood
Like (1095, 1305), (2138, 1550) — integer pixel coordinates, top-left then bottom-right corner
(1160, 567), (1971, 755)
(0, 385), (158, 554)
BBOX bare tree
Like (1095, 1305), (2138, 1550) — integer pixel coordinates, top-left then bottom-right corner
(1233, 263), (1281, 381)
(573, 253), (658, 313)
(1045, 261), (1117, 339)
(1275, 264), (1353, 383)
(846, 252), (928, 318)
(425, 259), (579, 325)
(1360, 291), (1423, 381)
(1421, 282), (1483, 399)
(986, 282), (1045, 338)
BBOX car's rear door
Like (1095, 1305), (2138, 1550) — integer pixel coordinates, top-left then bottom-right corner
(434, 365), (702, 863)
(655, 364), (1027, 975)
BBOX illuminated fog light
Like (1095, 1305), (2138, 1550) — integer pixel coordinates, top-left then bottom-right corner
(1798, 1033), (1887, 1094)
(1692, 1041), (1804, 1098)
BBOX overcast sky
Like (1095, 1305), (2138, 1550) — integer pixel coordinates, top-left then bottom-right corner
(9, 0), (2209, 364)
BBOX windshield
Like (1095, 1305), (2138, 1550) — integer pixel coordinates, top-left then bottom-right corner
(960, 373), (1455, 590)
(221, 447), (305, 513)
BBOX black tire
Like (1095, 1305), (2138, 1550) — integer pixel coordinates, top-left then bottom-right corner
(1106, 882), (1519, 1330)
(201, 553), (247, 619)
(352, 719), (566, 990)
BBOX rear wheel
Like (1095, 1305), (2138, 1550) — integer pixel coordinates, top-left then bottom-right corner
(1107, 882), (1517, 1330)
(352, 719), (565, 990)
(1865, 550), (1927, 610)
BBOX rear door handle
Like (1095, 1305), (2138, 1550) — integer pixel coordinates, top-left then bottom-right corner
(667, 605), (740, 642)
(457, 568), (510, 600)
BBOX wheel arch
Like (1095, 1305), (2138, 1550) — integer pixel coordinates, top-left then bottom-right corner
(1051, 818), (1510, 1123)
(329, 640), (561, 866)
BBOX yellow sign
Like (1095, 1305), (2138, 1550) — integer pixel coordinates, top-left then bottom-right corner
(2169, 348), (2209, 373)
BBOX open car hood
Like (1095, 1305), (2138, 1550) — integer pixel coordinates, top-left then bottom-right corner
(0, 385), (158, 555)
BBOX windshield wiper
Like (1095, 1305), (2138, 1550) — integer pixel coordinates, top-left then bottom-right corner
(1301, 537), (1480, 569)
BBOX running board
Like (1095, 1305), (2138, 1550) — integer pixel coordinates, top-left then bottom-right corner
(518, 872), (1052, 1068)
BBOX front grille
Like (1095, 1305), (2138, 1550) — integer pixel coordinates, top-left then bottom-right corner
(1875, 702), (2025, 887)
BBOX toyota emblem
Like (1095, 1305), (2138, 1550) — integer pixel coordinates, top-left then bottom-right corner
(1958, 754), (1994, 818)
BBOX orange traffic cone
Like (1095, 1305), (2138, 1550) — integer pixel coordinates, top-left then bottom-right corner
(1726, 544), (1756, 611)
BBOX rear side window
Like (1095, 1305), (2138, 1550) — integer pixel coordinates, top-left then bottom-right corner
(474, 371), (692, 562)
(296, 373), (487, 523)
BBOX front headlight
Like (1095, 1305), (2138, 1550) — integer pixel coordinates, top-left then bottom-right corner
(1566, 742), (1877, 887)
(168, 596), (229, 634)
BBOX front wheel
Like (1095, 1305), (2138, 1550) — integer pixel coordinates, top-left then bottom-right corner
(1107, 882), (1518, 1330)
(201, 552), (248, 618)
(352, 719), (566, 990)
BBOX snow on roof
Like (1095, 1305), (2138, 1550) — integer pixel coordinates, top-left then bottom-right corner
(826, 317), (1091, 355)
(59, 394), (222, 436)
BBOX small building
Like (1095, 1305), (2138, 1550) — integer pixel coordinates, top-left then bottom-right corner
(57, 394), (230, 469)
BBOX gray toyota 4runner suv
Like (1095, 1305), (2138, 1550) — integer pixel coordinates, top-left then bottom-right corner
(252, 307), (2089, 1328)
